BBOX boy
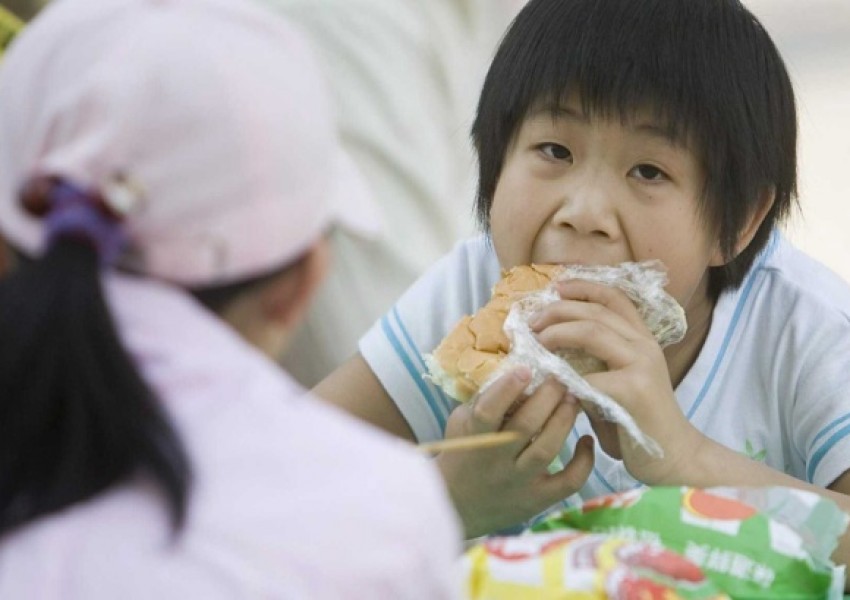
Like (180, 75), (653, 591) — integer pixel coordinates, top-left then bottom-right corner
(316, 0), (850, 583)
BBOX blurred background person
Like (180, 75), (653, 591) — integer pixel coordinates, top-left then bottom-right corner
(260, 0), (528, 386)
(0, 0), (460, 597)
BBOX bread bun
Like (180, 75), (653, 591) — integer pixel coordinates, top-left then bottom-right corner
(425, 263), (685, 403)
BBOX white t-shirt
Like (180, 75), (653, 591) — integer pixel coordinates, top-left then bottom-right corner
(0, 275), (461, 599)
(264, 0), (521, 386)
(360, 231), (850, 524)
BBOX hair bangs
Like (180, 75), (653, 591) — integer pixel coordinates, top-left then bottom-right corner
(475, 0), (721, 222)
(531, 9), (711, 148)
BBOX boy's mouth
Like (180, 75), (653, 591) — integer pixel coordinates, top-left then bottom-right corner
(532, 248), (619, 268)
(538, 259), (596, 268)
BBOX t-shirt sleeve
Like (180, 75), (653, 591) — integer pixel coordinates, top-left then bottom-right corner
(775, 249), (850, 489)
(792, 315), (850, 488)
(359, 236), (500, 442)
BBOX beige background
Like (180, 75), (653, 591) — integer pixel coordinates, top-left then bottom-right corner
(746, 0), (850, 282)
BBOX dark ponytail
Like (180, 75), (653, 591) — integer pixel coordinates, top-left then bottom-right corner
(0, 238), (191, 536)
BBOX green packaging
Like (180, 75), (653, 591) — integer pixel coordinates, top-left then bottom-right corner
(533, 486), (848, 599)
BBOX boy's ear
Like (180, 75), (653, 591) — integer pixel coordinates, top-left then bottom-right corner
(734, 187), (776, 257)
(708, 188), (775, 266)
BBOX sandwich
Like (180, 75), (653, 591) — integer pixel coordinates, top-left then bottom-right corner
(425, 262), (686, 404)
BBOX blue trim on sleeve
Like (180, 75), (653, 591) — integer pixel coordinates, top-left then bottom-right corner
(381, 314), (447, 430)
(807, 422), (850, 483)
(392, 307), (455, 420)
(810, 413), (850, 453)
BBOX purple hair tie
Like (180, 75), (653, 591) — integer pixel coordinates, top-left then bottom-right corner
(20, 177), (130, 266)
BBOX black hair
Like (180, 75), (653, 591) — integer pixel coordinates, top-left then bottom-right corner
(0, 239), (191, 536)
(472, 0), (797, 296)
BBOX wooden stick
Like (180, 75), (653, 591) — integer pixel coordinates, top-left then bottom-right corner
(417, 431), (522, 455)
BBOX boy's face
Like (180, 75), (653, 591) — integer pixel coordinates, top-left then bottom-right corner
(489, 95), (724, 316)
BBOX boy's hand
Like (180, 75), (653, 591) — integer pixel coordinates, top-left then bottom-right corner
(532, 279), (703, 486)
(436, 368), (594, 538)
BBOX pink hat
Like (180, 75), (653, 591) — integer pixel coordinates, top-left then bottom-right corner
(0, 0), (380, 285)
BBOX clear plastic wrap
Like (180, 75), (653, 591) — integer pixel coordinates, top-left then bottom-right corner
(477, 260), (686, 457)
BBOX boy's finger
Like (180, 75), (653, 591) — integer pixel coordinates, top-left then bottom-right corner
(502, 377), (565, 442)
(534, 319), (635, 368)
(539, 435), (595, 505)
(583, 401), (622, 459)
(515, 397), (579, 472)
(554, 279), (648, 333)
(531, 297), (639, 343)
(467, 366), (532, 435)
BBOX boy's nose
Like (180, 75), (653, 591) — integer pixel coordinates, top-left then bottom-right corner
(551, 173), (620, 240)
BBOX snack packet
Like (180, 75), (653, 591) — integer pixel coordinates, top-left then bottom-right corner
(532, 486), (849, 599)
(464, 528), (729, 599)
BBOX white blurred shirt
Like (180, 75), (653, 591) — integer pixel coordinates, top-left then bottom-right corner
(0, 275), (461, 599)
(265, 0), (522, 386)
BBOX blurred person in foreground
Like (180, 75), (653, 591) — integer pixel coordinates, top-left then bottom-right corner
(0, 0), (460, 597)
(262, 0), (528, 386)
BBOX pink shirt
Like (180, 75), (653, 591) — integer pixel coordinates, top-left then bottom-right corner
(0, 275), (461, 598)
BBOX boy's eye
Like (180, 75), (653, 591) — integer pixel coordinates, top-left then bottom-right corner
(630, 164), (668, 181)
(538, 143), (572, 161)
